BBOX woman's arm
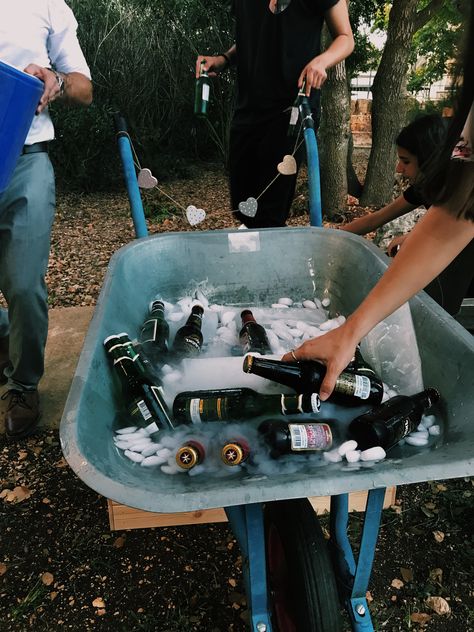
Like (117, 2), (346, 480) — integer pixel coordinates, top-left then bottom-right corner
(283, 205), (474, 399)
(341, 195), (415, 235)
(298, 0), (354, 94)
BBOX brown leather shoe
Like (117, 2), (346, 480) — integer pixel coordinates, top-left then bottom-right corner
(2, 390), (40, 439)
(0, 336), (8, 385)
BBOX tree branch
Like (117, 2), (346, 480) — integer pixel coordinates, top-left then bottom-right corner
(414, 0), (445, 32)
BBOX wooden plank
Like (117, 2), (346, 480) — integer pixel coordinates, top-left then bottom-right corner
(107, 486), (396, 531)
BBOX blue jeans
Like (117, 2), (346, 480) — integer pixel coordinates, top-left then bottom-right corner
(0, 152), (55, 390)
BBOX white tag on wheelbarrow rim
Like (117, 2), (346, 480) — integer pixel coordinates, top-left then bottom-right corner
(290, 106), (299, 125)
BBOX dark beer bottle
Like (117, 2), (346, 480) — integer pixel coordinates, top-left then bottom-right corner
(348, 388), (440, 451)
(172, 387), (321, 424)
(104, 334), (172, 435)
(139, 300), (169, 364)
(194, 60), (210, 118)
(221, 438), (250, 466)
(172, 304), (204, 358)
(239, 309), (272, 355)
(259, 419), (334, 458)
(243, 355), (383, 407)
(175, 439), (206, 470)
(345, 345), (377, 379)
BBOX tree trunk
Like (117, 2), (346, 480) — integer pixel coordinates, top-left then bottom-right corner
(319, 51), (351, 219)
(346, 129), (363, 198)
(360, 0), (419, 207)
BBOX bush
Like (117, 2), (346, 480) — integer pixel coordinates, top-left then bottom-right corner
(52, 0), (235, 191)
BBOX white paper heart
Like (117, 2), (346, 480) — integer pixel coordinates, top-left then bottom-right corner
(186, 205), (206, 226)
(137, 168), (158, 189)
(238, 197), (258, 218)
(277, 154), (297, 175)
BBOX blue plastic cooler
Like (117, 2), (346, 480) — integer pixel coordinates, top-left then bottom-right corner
(0, 60), (44, 193)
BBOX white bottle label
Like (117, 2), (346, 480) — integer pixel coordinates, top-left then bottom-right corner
(289, 423), (332, 451)
(354, 375), (371, 399)
(202, 84), (210, 102)
(290, 106), (299, 125)
(189, 399), (202, 424)
(137, 399), (152, 421)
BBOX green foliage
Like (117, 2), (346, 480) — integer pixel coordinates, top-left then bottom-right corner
(406, 97), (453, 122)
(407, 1), (464, 94)
(52, 0), (235, 190)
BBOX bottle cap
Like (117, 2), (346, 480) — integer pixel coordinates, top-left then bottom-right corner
(176, 445), (200, 469)
(221, 442), (246, 466)
(103, 333), (120, 346)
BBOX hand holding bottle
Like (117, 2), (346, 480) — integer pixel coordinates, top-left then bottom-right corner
(281, 322), (360, 402)
(195, 55), (228, 78)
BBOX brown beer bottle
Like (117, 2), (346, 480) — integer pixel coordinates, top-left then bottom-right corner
(172, 304), (204, 358)
(239, 309), (272, 355)
(244, 355), (384, 407)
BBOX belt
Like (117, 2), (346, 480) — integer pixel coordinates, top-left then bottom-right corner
(21, 142), (49, 155)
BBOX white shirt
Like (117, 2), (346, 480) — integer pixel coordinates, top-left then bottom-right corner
(0, 0), (91, 144)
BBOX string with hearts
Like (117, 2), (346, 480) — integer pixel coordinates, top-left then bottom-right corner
(120, 120), (306, 227)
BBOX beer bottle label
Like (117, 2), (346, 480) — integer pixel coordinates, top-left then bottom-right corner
(290, 106), (299, 125)
(334, 373), (371, 399)
(282, 393), (321, 414)
(288, 423), (332, 451)
(182, 335), (201, 353)
(141, 318), (158, 343)
(202, 83), (210, 102)
(129, 399), (152, 421)
(189, 398), (203, 424)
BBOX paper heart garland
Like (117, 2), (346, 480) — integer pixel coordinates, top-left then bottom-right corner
(186, 205), (206, 226)
(277, 154), (297, 175)
(238, 197), (258, 218)
(137, 168), (158, 189)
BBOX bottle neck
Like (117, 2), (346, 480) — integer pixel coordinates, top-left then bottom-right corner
(241, 310), (257, 326)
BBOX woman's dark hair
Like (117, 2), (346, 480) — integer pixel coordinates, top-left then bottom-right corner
(396, 114), (447, 170)
(422, 4), (474, 220)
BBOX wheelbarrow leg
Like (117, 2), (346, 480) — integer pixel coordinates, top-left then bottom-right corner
(330, 488), (386, 632)
(225, 503), (272, 632)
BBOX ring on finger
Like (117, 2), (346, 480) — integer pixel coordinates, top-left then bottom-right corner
(290, 349), (299, 362)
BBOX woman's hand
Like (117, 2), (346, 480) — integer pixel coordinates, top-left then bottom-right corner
(298, 56), (327, 94)
(387, 234), (408, 257)
(281, 322), (359, 400)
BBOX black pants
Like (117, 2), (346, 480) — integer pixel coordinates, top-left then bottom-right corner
(229, 109), (306, 228)
(424, 238), (474, 315)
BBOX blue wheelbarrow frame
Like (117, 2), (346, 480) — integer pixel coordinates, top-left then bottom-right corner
(61, 115), (474, 632)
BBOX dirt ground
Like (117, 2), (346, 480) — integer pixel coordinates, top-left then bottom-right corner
(1, 153), (473, 631)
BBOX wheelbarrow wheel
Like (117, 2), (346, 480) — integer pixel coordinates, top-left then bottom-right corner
(264, 498), (342, 632)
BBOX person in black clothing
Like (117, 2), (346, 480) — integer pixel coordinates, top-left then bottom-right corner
(195, 0), (353, 228)
(342, 114), (474, 315)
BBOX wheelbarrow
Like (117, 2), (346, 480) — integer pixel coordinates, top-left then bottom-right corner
(60, 220), (474, 630)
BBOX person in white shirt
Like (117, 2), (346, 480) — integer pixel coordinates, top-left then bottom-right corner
(0, 0), (92, 439)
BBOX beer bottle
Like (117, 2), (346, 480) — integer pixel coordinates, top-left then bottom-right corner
(348, 388), (440, 451)
(104, 334), (171, 436)
(259, 419), (334, 458)
(104, 333), (175, 431)
(345, 345), (377, 380)
(194, 60), (210, 118)
(172, 304), (204, 358)
(139, 300), (169, 364)
(175, 438), (206, 470)
(221, 438), (250, 466)
(239, 309), (272, 355)
(172, 387), (321, 424)
(243, 355), (384, 407)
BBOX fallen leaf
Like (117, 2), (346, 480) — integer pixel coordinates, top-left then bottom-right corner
(184, 565), (193, 572)
(424, 502), (436, 510)
(429, 568), (443, 584)
(391, 578), (404, 589)
(97, 608), (106, 616)
(113, 536), (126, 549)
(18, 450), (28, 461)
(92, 597), (105, 608)
(425, 596), (450, 615)
(433, 530), (445, 543)
(228, 578), (237, 588)
(411, 612), (431, 624)
(41, 572), (54, 586)
(0, 563), (7, 576)
(54, 458), (68, 468)
(42, 498), (51, 504)
(50, 592), (58, 601)
(365, 591), (373, 603)
(436, 483), (447, 492)
(400, 567), (413, 582)
(2, 486), (32, 503)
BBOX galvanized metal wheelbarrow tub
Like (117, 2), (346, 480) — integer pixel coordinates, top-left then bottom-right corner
(60, 227), (474, 631)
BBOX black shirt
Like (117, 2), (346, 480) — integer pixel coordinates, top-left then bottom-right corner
(403, 184), (430, 209)
(232, 0), (339, 120)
